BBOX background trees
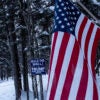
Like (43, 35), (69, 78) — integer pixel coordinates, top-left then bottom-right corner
(0, 0), (54, 99)
(0, 0), (100, 99)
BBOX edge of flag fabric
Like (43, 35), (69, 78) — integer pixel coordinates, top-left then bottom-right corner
(47, 0), (100, 100)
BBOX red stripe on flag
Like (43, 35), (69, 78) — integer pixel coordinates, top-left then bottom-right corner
(91, 28), (100, 99)
(78, 17), (88, 44)
(49, 32), (58, 75)
(91, 28), (100, 77)
(47, 32), (58, 89)
(93, 81), (99, 100)
(84, 23), (94, 58)
(49, 33), (70, 100)
(76, 58), (88, 100)
(60, 40), (80, 100)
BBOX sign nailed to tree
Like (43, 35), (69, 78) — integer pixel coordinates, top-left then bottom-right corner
(30, 58), (46, 75)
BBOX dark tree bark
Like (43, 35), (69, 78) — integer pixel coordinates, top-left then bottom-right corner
(21, 32), (29, 100)
(10, 33), (22, 100)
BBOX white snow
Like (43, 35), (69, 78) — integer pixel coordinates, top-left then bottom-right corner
(0, 75), (48, 100)
(92, 0), (100, 5)
(0, 78), (15, 100)
(49, 6), (54, 11)
(0, 75), (100, 100)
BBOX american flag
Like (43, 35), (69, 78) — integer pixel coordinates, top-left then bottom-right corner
(47, 0), (100, 100)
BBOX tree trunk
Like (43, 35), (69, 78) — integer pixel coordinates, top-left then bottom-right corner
(32, 75), (39, 99)
(13, 34), (22, 100)
(9, 33), (22, 100)
(21, 33), (29, 100)
(39, 75), (44, 100)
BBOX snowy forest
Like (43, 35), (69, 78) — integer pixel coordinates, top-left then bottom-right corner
(0, 0), (100, 100)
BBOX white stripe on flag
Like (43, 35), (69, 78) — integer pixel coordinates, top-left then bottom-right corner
(46, 32), (64, 100)
(51, 33), (54, 48)
(47, 33), (54, 90)
(54, 35), (75, 100)
(85, 25), (98, 100)
(85, 67), (93, 100)
(68, 48), (84, 100)
(81, 20), (91, 52)
(87, 25), (97, 68)
(75, 14), (84, 39)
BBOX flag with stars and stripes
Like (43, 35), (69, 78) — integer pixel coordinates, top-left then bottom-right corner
(47, 0), (100, 100)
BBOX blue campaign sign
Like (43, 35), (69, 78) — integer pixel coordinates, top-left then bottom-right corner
(30, 58), (46, 75)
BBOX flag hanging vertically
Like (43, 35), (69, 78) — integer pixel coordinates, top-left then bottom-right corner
(47, 0), (100, 100)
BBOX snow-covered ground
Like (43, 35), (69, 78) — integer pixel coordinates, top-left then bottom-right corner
(0, 75), (100, 100)
(0, 78), (15, 100)
(0, 75), (48, 100)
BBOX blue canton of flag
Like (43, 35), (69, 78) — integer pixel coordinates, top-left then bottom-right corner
(54, 0), (80, 35)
